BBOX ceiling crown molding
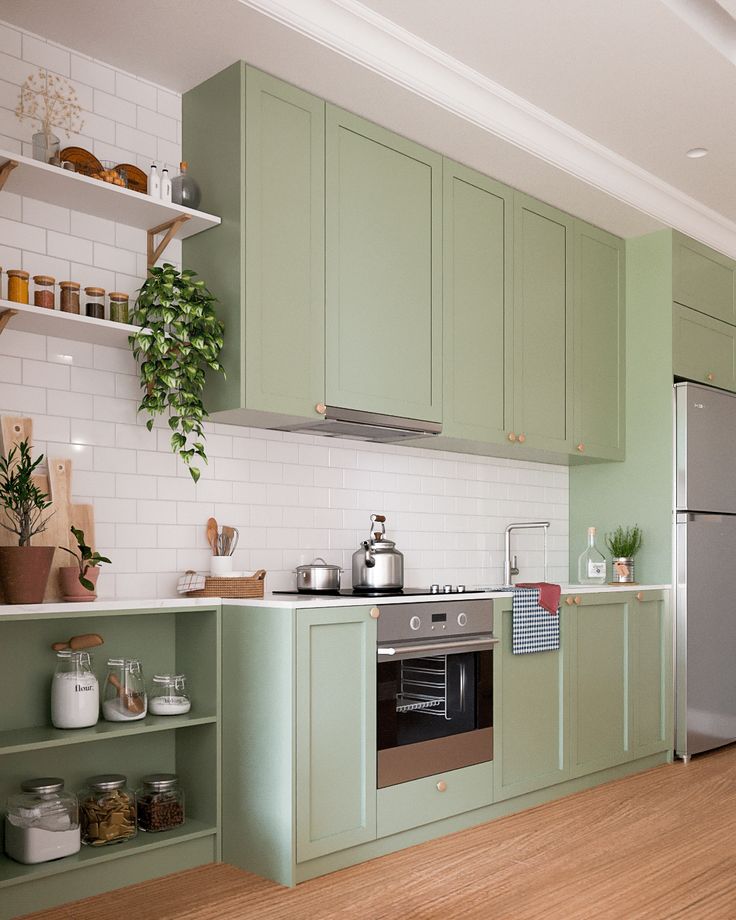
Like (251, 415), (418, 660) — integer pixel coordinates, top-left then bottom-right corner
(240, 0), (736, 255)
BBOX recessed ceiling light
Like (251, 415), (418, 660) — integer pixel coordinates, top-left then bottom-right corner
(686, 147), (709, 158)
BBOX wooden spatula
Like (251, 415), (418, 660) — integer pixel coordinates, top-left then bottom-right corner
(206, 517), (219, 555)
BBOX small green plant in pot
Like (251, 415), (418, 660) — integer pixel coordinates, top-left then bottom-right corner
(130, 263), (225, 483)
(605, 525), (642, 584)
(58, 526), (111, 602)
(0, 439), (55, 604)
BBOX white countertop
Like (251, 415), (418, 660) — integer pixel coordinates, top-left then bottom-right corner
(0, 584), (671, 616)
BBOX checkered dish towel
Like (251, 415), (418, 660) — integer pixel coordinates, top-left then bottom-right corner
(512, 586), (560, 654)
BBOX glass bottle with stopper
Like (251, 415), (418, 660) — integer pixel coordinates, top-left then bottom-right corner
(577, 526), (606, 585)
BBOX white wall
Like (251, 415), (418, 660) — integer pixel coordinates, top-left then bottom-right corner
(0, 20), (569, 599)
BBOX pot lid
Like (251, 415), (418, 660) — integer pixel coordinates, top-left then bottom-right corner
(365, 538), (397, 550)
(295, 556), (342, 572)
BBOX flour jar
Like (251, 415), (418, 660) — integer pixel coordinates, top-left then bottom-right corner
(50, 650), (99, 729)
(5, 778), (80, 864)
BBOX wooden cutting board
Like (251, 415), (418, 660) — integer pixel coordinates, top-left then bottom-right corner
(0, 416), (96, 603)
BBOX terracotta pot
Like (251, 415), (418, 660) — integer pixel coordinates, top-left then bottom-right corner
(0, 545), (55, 604)
(59, 565), (100, 602)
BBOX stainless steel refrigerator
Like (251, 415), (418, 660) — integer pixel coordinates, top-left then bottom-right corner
(676, 381), (736, 759)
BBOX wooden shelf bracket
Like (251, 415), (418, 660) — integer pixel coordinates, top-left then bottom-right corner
(147, 214), (191, 268)
(0, 160), (18, 191)
(0, 308), (17, 336)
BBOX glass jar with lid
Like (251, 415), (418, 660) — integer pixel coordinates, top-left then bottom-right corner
(102, 658), (147, 721)
(59, 281), (80, 314)
(5, 777), (81, 864)
(78, 774), (136, 846)
(149, 674), (190, 716)
(7, 269), (29, 304)
(33, 275), (55, 309)
(84, 286), (105, 319)
(51, 650), (99, 729)
(108, 291), (129, 324)
(136, 774), (185, 833)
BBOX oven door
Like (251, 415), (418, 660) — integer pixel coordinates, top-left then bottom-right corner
(377, 634), (496, 788)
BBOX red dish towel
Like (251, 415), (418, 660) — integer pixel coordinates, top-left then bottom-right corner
(516, 582), (561, 615)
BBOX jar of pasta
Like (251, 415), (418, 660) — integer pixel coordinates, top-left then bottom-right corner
(59, 281), (80, 314)
(7, 270), (29, 304)
(78, 775), (136, 846)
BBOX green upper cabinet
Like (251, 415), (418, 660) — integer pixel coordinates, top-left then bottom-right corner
(673, 302), (736, 392)
(673, 231), (736, 324)
(573, 222), (626, 460)
(442, 159), (512, 443)
(183, 63), (325, 422)
(513, 195), (573, 453)
(325, 106), (442, 422)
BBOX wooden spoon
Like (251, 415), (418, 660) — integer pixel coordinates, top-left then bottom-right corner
(108, 673), (145, 714)
(206, 517), (219, 555)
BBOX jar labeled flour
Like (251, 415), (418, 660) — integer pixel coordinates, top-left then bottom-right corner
(51, 650), (99, 729)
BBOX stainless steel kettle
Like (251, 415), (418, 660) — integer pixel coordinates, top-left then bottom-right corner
(352, 514), (404, 592)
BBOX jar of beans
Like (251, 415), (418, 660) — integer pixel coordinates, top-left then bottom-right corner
(7, 270), (29, 304)
(59, 281), (80, 314)
(84, 287), (105, 320)
(33, 275), (55, 309)
(78, 774), (137, 846)
(136, 774), (185, 833)
(109, 291), (129, 324)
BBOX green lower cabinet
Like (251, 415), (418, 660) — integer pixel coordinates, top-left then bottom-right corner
(673, 302), (736, 392)
(494, 607), (570, 801)
(569, 595), (630, 777)
(377, 762), (494, 838)
(630, 591), (672, 758)
(295, 606), (377, 862)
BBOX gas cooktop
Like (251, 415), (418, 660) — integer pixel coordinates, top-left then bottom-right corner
(272, 585), (507, 599)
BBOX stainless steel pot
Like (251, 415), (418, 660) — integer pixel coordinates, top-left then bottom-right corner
(294, 557), (342, 593)
(352, 514), (404, 592)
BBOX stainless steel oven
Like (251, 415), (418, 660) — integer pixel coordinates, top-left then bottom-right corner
(376, 599), (496, 788)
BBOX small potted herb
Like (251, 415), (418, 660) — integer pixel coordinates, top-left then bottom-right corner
(0, 439), (55, 604)
(605, 525), (642, 584)
(59, 526), (111, 602)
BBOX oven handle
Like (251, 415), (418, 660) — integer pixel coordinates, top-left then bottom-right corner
(377, 635), (499, 659)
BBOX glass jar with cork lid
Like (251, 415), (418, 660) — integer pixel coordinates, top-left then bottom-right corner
(59, 281), (80, 314)
(84, 287), (105, 319)
(33, 275), (55, 309)
(108, 292), (129, 324)
(7, 269), (29, 304)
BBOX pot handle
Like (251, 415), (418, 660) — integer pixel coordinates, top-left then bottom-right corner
(370, 513), (386, 542)
(312, 556), (327, 565)
(362, 540), (376, 568)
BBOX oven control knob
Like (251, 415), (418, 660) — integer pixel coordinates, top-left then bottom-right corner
(443, 584), (453, 594)
(457, 612), (467, 627)
(409, 615), (421, 631)
(430, 584), (440, 594)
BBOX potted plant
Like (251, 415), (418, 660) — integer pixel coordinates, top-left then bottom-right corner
(605, 525), (643, 584)
(130, 263), (225, 483)
(58, 526), (111, 602)
(0, 439), (55, 604)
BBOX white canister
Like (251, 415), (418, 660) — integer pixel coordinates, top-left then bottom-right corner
(210, 555), (233, 576)
(51, 651), (99, 729)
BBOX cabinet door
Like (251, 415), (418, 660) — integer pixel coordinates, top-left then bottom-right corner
(442, 160), (513, 443)
(569, 595), (631, 777)
(495, 605), (570, 801)
(295, 606), (377, 862)
(325, 107), (442, 422)
(673, 303), (736, 392)
(573, 222), (625, 460)
(513, 195), (573, 452)
(673, 231), (736, 325)
(630, 591), (672, 758)
(245, 67), (325, 417)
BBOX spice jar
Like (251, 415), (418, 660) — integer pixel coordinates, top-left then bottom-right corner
(78, 775), (136, 846)
(5, 778), (80, 864)
(84, 286), (105, 319)
(33, 275), (55, 309)
(59, 281), (80, 314)
(108, 291), (129, 324)
(149, 674), (191, 716)
(136, 774), (185, 833)
(51, 650), (99, 729)
(7, 269), (29, 304)
(102, 658), (147, 722)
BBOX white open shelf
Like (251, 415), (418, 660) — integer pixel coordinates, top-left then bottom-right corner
(0, 149), (220, 238)
(0, 299), (137, 347)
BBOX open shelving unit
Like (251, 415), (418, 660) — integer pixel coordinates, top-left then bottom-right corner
(0, 299), (138, 347)
(0, 603), (221, 918)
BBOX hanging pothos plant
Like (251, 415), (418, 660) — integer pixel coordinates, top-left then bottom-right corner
(130, 264), (225, 482)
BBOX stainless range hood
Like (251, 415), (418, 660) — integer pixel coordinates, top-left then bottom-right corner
(272, 406), (441, 443)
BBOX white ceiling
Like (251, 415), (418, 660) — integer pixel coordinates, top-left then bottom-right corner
(3, 0), (736, 252)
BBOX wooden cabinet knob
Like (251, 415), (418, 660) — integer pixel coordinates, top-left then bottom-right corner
(576, 443), (585, 453)
(706, 373), (715, 382)
(574, 596), (581, 605)
(508, 432), (517, 442)
(436, 781), (447, 792)
(565, 596), (574, 606)
(517, 433), (526, 443)
(636, 592), (644, 602)
(369, 607), (380, 619)
(315, 403), (327, 415)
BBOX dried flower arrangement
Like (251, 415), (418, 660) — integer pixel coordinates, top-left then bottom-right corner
(15, 67), (84, 140)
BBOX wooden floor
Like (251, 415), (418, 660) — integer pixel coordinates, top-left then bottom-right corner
(23, 746), (736, 920)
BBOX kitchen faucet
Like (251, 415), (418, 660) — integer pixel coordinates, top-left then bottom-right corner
(504, 521), (550, 586)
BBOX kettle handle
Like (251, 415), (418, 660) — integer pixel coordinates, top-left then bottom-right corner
(370, 513), (386, 542)
(362, 540), (376, 568)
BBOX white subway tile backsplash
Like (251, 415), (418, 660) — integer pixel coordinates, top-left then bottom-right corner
(22, 358), (69, 390)
(116, 72), (157, 110)
(70, 211), (116, 245)
(47, 389), (92, 418)
(46, 230), (93, 263)
(93, 241), (137, 275)
(0, 381), (45, 413)
(0, 23), (21, 57)
(156, 88), (181, 120)
(115, 123), (156, 158)
(137, 105), (177, 141)
(0, 355), (20, 383)
(22, 198), (70, 233)
(0, 216), (44, 252)
(93, 88), (136, 127)
(22, 33), (69, 76)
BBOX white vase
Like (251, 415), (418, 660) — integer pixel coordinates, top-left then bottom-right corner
(32, 131), (60, 164)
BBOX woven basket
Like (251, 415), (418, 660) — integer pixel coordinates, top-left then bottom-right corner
(186, 569), (266, 599)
